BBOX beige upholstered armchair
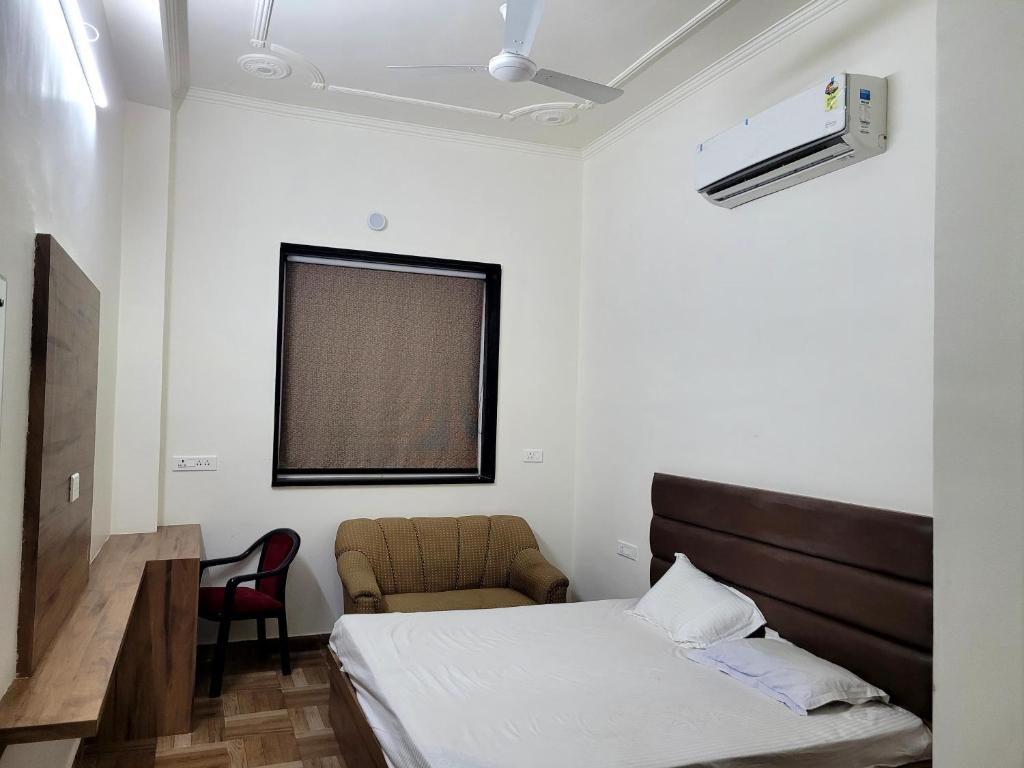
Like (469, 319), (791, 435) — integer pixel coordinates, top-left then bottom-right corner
(336, 515), (569, 614)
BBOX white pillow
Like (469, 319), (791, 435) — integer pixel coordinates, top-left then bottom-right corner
(687, 637), (890, 715)
(628, 553), (765, 648)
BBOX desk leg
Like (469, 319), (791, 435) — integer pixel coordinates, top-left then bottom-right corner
(96, 558), (199, 742)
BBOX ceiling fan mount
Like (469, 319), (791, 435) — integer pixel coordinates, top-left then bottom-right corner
(487, 52), (537, 83)
(387, 0), (623, 106)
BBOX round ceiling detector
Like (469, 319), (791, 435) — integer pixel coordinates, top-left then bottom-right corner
(238, 54), (292, 80)
(367, 212), (388, 232)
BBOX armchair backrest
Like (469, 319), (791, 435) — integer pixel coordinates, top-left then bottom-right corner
(255, 528), (301, 600)
(335, 515), (539, 595)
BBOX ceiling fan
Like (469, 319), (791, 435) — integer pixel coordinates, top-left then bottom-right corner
(386, 0), (624, 105)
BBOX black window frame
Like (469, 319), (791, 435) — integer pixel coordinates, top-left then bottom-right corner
(272, 242), (501, 487)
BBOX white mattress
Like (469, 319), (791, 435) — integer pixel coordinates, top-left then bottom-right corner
(329, 599), (931, 768)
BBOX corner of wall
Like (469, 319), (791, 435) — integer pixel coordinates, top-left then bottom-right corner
(108, 102), (173, 535)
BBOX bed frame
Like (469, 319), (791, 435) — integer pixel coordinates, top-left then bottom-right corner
(328, 472), (934, 767)
(327, 645), (388, 768)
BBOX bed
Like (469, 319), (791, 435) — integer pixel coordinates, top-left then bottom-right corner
(327, 473), (934, 768)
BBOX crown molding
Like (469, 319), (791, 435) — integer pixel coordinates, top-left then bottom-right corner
(508, 101), (587, 119)
(582, 0), (850, 159)
(270, 44), (326, 89)
(608, 0), (733, 88)
(161, 0), (189, 99)
(184, 88), (582, 161)
(326, 84), (506, 121)
(325, 84), (591, 125)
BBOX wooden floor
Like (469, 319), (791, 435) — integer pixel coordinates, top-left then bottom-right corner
(79, 640), (345, 768)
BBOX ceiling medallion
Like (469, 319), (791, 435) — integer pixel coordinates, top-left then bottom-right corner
(528, 107), (577, 127)
(238, 54), (292, 80)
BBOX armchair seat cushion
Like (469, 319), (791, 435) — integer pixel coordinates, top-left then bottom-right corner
(199, 586), (283, 617)
(382, 588), (536, 613)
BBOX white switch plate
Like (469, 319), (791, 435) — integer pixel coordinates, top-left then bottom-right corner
(173, 455), (218, 471)
(522, 448), (544, 463)
(69, 472), (80, 503)
(617, 540), (639, 561)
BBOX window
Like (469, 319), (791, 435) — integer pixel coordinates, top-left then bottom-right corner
(273, 243), (501, 486)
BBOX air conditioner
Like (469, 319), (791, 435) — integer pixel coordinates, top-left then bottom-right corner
(695, 73), (887, 209)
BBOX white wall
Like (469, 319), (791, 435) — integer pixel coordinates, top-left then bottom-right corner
(110, 101), (171, 534)
(0, 0), (124, 677)
(0, 0), (124, 764)
(162, 98), (583, 638)
(932, 1), (1024, 764)
(573, 0), (936, 600)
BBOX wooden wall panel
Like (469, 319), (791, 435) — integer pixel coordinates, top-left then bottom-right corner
(17, 234), (100, 676)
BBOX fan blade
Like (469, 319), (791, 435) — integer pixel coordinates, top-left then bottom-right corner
(532, 69), (623, 104)
(387, 65), (488, 74)
(503, 0), (544, 56)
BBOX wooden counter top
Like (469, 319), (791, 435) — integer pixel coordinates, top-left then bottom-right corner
(0, 525), (202, 743)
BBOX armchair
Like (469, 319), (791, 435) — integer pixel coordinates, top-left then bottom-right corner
(199, 528), (300, 697)
(336, 515), (567, 614)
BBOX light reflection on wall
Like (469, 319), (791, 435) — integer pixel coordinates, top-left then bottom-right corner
(39, 0), (97, 112)
(58, 0), (108, 108)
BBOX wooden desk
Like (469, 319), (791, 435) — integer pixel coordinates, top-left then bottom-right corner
(0, 525), (202, 745)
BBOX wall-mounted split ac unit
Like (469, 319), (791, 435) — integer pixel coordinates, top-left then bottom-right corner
(695, 73), (887, 209)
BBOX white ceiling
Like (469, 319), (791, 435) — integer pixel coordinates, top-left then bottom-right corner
(156, 0), (806, 149)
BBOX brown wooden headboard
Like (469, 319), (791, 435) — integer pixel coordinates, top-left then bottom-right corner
(650, 473), (933, 721)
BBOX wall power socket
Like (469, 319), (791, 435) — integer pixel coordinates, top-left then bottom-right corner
(173, 455), (218, 471)
(617, 540), (639, 561)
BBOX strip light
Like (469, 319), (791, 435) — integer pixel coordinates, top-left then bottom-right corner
(58, 0), (108, 108)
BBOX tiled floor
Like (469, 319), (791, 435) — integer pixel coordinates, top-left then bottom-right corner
(79, 641), (345, 768)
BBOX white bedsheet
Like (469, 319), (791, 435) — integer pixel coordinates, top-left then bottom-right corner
(329, 599), (931, 768)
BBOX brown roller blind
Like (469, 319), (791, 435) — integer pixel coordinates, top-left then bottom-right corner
(278, 259), (485, 471)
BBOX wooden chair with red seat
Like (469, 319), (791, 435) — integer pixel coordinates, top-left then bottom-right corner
(199, 528), (301, 697)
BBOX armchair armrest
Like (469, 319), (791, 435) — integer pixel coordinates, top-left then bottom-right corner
(510, 548), (568, 604)
(200, 540), (262, 578)
(215, 558), (296, 614)
(338, 550), (382, 614)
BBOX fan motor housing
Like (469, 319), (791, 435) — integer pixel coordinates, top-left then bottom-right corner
(488, 52), (537, 82)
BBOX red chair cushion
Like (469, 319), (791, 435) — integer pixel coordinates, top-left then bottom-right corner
(199, 586), (283, 617)
(257, 532), (295, 598)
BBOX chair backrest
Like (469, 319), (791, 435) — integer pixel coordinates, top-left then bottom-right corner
(335, 515), (539, 595)
(256, 529), (301, 600)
